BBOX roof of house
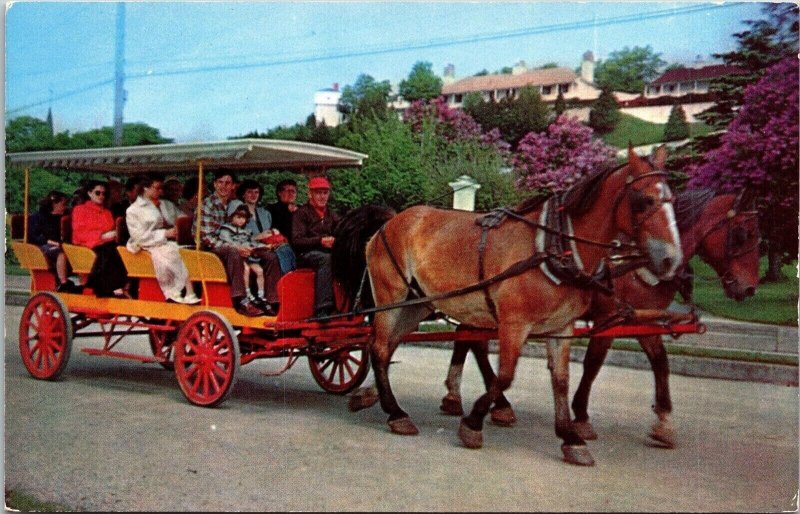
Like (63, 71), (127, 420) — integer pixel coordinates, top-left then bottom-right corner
(6, 139), (368, 174)
(649, 64), (745, 86)
(442, 67), (578, 95)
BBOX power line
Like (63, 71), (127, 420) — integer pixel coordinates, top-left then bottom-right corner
(129, 4), (743, 79)
(8, 2), (747, 116)
(7, 78), (114, 115)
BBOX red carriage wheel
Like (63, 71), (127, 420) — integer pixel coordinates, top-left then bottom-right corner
(19, 292), (73, 380)
(308, 345), (370, 394)
(173, 311), (240, 407)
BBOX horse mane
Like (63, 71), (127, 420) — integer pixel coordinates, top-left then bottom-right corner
(514, 165), (620, 216)
(673, 188), (716, 232)
(331, 204), (396, 307)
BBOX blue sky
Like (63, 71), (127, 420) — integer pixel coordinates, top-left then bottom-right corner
(6, 1), (765, 143)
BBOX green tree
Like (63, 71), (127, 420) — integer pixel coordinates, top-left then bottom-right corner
(335, 115), (428, 211)
(697, 3), (798, 131)
(474, 69), (490, 76)
(504, 86), (551, 147)
(663, 104), (689, 141)
(594, 45), (666, 93)
(463, 86), (550, 149)
(67, 123), (172, 148)
(588, 88), (620, 134)
(6, 116), (54, 152)
(399, 61), (443, 102)
(338, 74), (393, 122)
(554, 90), (567, 116)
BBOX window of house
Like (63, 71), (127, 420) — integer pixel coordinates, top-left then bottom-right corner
(542, 85), (553, 95)
(680, 81), (693, 92)
(454, 94), (463, 103)
(559, 83), (570, 93)
(665, 84), (676, 93)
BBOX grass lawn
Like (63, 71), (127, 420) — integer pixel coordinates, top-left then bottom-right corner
(601, 113), (714, 148)
(689, 257), (798, 326)
(5, 489), (75, 512)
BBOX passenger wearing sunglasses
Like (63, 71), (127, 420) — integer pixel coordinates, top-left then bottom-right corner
(71, 180), (129, 298)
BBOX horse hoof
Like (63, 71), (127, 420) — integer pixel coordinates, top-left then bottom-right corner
(649, 421), (675, 448)
(347, 387), (379, 412)
(561, 444), (595, 466)
(458, 420), (483, 449)
(388, 417), (419, 436)
(490, 406), (517, 427)
(573, 421), (598, 440)
(439, 395), (464, 416)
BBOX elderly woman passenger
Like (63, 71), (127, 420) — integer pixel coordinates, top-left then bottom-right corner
(125, 174), (199, 304)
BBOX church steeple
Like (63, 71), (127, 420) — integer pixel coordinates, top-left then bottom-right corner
(46, 107), (54, 136)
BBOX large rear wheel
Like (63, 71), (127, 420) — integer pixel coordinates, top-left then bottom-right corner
(19, 292), (73, 380)
(173, 311), (240, 407)
(308, 345), (370, 394)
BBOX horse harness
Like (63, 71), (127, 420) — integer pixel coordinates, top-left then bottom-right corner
(365, 168), (671, 329)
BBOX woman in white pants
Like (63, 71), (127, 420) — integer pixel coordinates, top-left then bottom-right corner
(125, 174), (199, 304)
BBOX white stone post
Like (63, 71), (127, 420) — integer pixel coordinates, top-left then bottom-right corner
(449, 175), (481, 211)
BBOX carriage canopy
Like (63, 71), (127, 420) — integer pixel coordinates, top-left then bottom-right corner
(6, 138), (368, 174)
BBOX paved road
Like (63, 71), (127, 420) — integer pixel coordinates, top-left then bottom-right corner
(4, 304), (798, 511)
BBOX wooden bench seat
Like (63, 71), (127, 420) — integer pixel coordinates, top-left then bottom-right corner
(10, 241), (57, 292)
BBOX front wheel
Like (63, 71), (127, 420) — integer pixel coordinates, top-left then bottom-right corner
(308, 345), (370, 394)
(19, 292), (73, 380)
(174, 311), (240, 407)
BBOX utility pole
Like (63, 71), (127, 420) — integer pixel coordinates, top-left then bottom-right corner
(113, 2), (126, 146)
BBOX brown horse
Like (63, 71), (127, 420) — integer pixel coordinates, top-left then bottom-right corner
(346, 146), (682, 466)
(438, 189), (760, 449)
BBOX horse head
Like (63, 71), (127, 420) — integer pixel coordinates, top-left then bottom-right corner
(696, 192), (760, 301)
(613, 145), (682, 280)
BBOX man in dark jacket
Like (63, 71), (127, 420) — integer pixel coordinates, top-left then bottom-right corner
(292, 176), (339, 317)
(267, 179), (298, 243)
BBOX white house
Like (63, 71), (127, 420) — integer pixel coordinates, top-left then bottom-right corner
(441, 51), (602, 109)
(313, 83), (343, 127)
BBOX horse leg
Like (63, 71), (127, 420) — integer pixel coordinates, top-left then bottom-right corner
(440, 342), (470, 416)
(640, 335), (675, 448)
(458, 323), (526, 450)
(470, 341), (517, 427)
(571, 335), (614, 441)
(546, 337), (594, 466)
(370, 304), (432, 436)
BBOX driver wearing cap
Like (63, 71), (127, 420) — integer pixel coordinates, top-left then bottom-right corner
(292, 176), (340, 318)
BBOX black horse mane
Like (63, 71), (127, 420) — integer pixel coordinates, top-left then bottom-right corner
(514, 164), (620, 216)
(673, 188), (716, 232)
(331, 204), (396, 308)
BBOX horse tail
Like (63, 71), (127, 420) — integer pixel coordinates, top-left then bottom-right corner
(332, 205), (396, 310)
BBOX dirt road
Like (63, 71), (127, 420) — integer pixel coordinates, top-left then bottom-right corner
(4, 304), (798, 511)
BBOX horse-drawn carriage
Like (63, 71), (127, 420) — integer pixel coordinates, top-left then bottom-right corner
(9, 140), (756, 465)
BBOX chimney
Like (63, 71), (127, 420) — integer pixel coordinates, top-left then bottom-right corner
(332, 82), (339, 92)
(443, 64), (455, 85)
(581, 50), (595, 84)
